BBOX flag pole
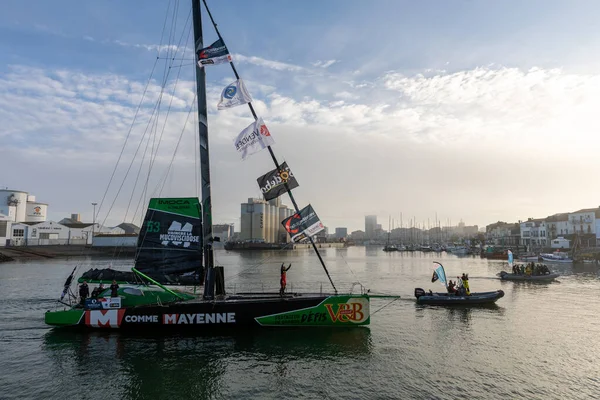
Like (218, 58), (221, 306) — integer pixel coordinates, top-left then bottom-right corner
(200, 0), (337, 293)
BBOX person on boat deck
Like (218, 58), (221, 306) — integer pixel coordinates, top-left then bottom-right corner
(447, 280), (457, 294)
(79, 281), (90, 304)
(525, 264), (532, 276)
(279, 263), (291, 296)
(110, 280), (119, 298)
(512, 264), (519, 275)
(91, 283), (104, 298)
(461, 273), (471, 295)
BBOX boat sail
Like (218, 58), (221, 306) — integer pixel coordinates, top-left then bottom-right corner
(80, 197), (203, 285)
(45, 0), (383, 330)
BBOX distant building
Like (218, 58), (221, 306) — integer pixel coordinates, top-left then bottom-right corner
(240, 198), (294, 243)
(0, 213), (11, 247)
(213, 224), (234, 242)
(0, 189), (48, 223)
(335, 227), (347, 239)
(485, 221), (520, 246)
(365, 215), (377, 238)
(350, 230), (365, 240)
(520, 219), (547, 249)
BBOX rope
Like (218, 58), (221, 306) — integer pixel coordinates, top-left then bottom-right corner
(371, 297), (402, 316)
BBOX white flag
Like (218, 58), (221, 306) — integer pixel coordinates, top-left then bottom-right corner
(234, 117), (275, 160)
(218, 79), (252, 110)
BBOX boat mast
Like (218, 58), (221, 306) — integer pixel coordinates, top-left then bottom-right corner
(199, 0), (337, 293)
(191, 0), (215, 295)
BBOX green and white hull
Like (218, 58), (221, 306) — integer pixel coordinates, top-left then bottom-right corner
(45, 290), (370, 329)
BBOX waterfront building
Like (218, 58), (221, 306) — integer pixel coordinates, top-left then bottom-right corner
(545, 213), (570, 240)
(9, 220), (122, 246)
(0, 213), (11, 247)
(365, 215), (377, 239)
(213, 224), (234, 242)
(519, 219), (547, 249)
(485, 221), (520, 246)
(350, 230), (365, 241)
(0, 189), (48, 223)
(239, 198), (294, 243)
(335, 227), (347, 239)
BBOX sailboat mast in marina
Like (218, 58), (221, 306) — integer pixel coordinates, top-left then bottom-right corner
(44, 0), (386, 330)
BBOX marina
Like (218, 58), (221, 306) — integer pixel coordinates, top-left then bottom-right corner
(1, 0), (600, 398)
(2, 250), (599, 399)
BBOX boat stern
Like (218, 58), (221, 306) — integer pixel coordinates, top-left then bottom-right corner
(255, 294), (370, 327)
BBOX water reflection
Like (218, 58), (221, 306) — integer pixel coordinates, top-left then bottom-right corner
(43, 327), (372, 399)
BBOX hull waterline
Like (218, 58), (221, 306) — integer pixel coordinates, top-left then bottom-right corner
(45, 294), (371, 330)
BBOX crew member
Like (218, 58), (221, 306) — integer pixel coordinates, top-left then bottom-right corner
(79, 281), (90, 305)
(91, 283), (104, 298)
(461, 273), (470, 295)
(280, 263), (291, 296)
(447, 280), (456, 294)
(110, 280), (119, 298)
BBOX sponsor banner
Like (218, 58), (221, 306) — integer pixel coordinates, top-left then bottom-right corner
(281, 204), (324, 242)
(136, 197), (202, 275)
(255, 295), (370, 326)
(217, 79), (252, 110)
(233, 117), (275, 160)
(197, 38), (231, 67)
(85, 297), (122, 310)
(256, 162), (299, 201)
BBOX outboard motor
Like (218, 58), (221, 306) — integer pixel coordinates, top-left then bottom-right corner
(414, 288), (426, 299)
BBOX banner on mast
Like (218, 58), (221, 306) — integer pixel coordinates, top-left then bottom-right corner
(197, 38), (231, 67)
(233, 117), (275, 160)
(218, 79), (252, 110)
(281, 204), (324, 243)
(256, 162), (299, 201)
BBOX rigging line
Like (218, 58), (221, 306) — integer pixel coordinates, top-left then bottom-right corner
(157, 57), (195, 60)
(146, 20), (193, 198)
(123, 113), (157, 223)
(193, 92), (199, 198)
(133, 37), (195, 220)
(337, 251), (362, 285)
(156, 92), (197, 197)
(94, 57), (159, 230)
(99, 90), (165, 230)
(137, 9), (192, 205)
(201, 0), (337, 293)
(95, 0), (175, 227)
(169, 62), (197, 68)
(370, 297), (402, 316)
(131, 103), (163, 224)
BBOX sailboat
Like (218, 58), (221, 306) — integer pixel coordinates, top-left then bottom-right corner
(383, 216), (397, 252)
(45, 0), (386, 329)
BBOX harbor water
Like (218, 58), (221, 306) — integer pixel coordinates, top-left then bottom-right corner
(1, 248), (599, 399)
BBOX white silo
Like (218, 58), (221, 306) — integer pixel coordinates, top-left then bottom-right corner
(0, 190), (28, 222)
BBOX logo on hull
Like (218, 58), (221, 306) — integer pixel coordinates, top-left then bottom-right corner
(85, 309), (125, 328)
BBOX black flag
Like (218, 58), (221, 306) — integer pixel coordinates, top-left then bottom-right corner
(256, 162), (299, 201)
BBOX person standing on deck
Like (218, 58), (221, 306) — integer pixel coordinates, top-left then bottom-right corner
(79, 281), (89, 305)
(110, 280), (119, 298)
(280, 263), (292, 296)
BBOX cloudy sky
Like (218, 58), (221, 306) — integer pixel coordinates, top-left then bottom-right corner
(1, 0), (600, 232)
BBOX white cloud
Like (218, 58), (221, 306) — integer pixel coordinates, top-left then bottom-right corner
(233, 54), (304, 72)
(2, 63), (600, 231)
(312, 60), (338, 68)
